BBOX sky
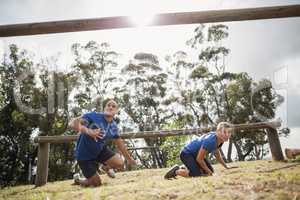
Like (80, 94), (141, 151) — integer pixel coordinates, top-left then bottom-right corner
(0, 0), (300, 149)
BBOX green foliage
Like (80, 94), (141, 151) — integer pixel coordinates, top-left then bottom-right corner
(178, 24), (284, 161)
(161, 135), (188, 167)
(190, 65), (210, 79)
(0, 45), (35, 187)
(71, 41), (119, 111)
(0, 44), (77, 187)
(160, 120), (189, 167)
(117, 52), (172, 167)
(48, 144), (75, 181)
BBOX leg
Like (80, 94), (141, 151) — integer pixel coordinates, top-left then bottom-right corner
(75, 173), (102, 187)
(176, 168), (190, 177)
(164, 165), (180, 179)
(104, 154), (124, 170)
(98, 146), (124, 170)
(180, 151), (204, 177)
(76, 160), (102, 187)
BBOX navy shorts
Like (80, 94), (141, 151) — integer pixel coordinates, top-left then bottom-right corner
(180, 151), (214, 177)
(77, 146), (115, 178)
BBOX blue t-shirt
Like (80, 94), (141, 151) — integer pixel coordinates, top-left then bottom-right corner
(75, 112), (120, 161)
(182, 132), (220, 157)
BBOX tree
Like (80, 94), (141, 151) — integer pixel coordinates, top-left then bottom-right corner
(37, 67), (77, 181)
(160, 119), (189, 167)
(117, 52), (171, 168)
(0, 44), (36, 186)
(0, 44), (79, 186)
(71, 41), (119, 112)
(225, 74), (280, 160)
(186, 24), (285, 161)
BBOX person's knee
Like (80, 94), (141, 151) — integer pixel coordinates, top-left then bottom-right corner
(115, 159), (124, 169)
(105, 155), (124, 169)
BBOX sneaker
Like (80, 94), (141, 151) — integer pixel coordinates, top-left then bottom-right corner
(73, 173), (81, 185)
(100, 165), (116, 178)
(164, 165), (179, 179)
(179, 165), (186, 170)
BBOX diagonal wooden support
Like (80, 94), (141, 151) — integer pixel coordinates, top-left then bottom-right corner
(266, 128), (284, 161)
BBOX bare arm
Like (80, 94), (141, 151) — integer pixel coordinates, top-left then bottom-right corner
(113, 138), (136, 165)
(68, 116), (103, 141)
(196, 147), (213, 175)
(215, 149), (238, 169)
(68, 117), (86, 134)
(215, 149), (228, 169)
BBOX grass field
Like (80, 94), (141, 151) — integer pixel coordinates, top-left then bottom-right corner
(1, 160), (300, 200)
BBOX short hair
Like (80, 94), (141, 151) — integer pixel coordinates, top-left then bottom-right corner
(102, 98), (118, 110)
(216, 122), (232, 131)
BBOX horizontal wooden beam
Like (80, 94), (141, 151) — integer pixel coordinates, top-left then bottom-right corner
(1, 5), (300, 37)
(127, 146), (157, 151)
(33, 120), (281, 144)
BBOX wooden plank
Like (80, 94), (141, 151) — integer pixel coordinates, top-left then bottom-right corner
(33, 120), (281, 143)
(35, 143), (50, 186)
(1, 5), (300, 37)
(127, 146), (157, 151)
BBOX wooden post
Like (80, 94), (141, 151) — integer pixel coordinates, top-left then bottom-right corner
(266, 128), (284, 161)
(35, 143), (50, 186)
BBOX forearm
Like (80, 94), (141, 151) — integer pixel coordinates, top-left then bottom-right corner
(197, 159), (213, 174)
(68, 118), (88, 135)
(115, 139), (132, 160)
(215, 151), (228, 169)
(218, 158), (228, 169)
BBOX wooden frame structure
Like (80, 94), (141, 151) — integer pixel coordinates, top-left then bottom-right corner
(0, 5), (300, 37)
(1, 4), (298, 186)
(33, 120), (284, 186)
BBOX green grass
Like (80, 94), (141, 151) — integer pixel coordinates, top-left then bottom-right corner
(1, 160), (300, 200)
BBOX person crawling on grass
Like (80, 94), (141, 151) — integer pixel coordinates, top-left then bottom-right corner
(164, 122), (237, 179)
(69, 98), (136, 187)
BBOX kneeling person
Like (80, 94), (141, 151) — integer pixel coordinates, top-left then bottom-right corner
(69, 99), (136, 187)
(165, 122), (236, 179)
